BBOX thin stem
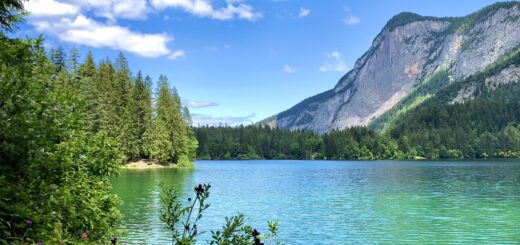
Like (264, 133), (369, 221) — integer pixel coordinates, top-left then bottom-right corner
(182, 196), (199, 238)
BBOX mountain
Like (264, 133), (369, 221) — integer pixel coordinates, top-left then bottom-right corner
(264, 2), (520, 134)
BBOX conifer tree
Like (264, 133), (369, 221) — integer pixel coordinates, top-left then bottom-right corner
(114, 52), (135, 158)
(50, 46), (66, 73)
(130, 71), (152, 159)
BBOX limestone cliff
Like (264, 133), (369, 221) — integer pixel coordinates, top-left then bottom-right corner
(267, 2), (520, 133)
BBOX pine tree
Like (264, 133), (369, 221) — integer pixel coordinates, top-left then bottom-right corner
(78, 52), (99, 132)
(113, 52), (135, 158)
(143, 75), (193, 164)
(130, 71), (152, 159)
(50, 46), (67, 73)
(94, 59), (117, 133)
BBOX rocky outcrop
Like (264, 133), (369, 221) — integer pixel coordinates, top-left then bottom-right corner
(268, 2), (520, 133)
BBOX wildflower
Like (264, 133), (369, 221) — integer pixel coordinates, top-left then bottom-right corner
(252, 229), (260, 237)
(194, 184), (205, 194)
(25, 219), (33, 226)
(111, 236), (118, 245)
(252, 229), (263, 245)
(37, 241), (43, 245)
(80, 232), (88, 240)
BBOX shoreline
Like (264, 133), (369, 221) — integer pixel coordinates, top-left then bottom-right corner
(123, 160), (179, 169)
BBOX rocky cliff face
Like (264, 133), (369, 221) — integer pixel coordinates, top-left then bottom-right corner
(269, 2), (520, 133)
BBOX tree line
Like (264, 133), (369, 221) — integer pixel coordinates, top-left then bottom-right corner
(196, 77), (520, 161)
(49, 47), (197, 166)
(195, 125), (403, 160)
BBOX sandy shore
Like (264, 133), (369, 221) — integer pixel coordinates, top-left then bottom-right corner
(124, 160), (177, 169)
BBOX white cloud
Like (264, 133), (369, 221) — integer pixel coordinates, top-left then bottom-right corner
(168, 50), (185, 59)
(192, 113), (256, 126)
(283, 64), (295, 73)
(319, 51), (348, 72)
(23, 0), (260, 58)
(298, 8), (310, 18)
(63, 0), (150, 20)
(343, 16), (360, 26)
(32, 15), (176, 58)
(182, 98), (219, 108)
(151, 0), (262, 21)
(25, 0), (79, 17)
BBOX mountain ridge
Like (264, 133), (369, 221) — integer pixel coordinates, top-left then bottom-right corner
(264, 1), (520, 133)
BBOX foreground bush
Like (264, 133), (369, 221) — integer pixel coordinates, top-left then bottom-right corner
(160, 183), (283, 245)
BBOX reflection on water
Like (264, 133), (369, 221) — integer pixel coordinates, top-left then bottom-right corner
(111, 160), (520, 244)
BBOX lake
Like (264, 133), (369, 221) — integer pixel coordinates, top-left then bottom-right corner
(111, 160), (520, 244)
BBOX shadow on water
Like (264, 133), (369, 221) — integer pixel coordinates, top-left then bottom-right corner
(111, 167), (195, 244)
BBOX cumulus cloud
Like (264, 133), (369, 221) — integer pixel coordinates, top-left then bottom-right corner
(283, 64), (295, 73)
(181, 98), (219, 108)
(25, 0), (79, 17)
(343, 15), (360, 26)
(319, 51), (348, 72)
(298, 8), (310, 18)
(191, 113), (256, 126)
(151, 0), (262, 21)
(29, 0), (150, 21)
(23, 0), (259, 58)
(23, 0), (186, 58)
(31, 15), (177, 58)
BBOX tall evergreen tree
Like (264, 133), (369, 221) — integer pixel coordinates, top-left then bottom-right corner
(129, 71), (152, 159)
(50, 46), (66, 73)
(113, 52), (134, 157)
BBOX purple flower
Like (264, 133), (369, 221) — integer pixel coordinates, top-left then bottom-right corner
(194, 184), (205, 194)
(37, 241), (43, 245)
(111, 236), (118, 245)
(25, 219), (33, 226)
(80, 232), (88, 240)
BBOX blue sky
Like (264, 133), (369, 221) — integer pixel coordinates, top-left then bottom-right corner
(17, 0), (500, 125)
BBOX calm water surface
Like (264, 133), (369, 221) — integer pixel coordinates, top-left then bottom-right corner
(111, 160), (520, 244)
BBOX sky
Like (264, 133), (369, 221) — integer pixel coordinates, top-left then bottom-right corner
(16, 0), (501, 126)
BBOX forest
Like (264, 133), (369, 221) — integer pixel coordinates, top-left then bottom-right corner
(0, 1), (196, 243)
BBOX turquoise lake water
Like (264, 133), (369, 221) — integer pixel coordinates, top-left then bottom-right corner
(111, 160), (520, 244)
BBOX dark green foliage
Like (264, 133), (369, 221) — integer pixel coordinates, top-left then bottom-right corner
(195, 125), (324, 160)
(160, 183), (211, 244)
(0, 0), (26, 33)
(385, 2), (520, 33)
(385, 12), (434, 31)
(50, 47), (67, 73)
(323, 127), (403, 160)
(160, 183), (282, 245)
(129, 72), (152, 159)
(0, 5), (197, 242)
(390, 81), (520, 159)
(143, 75), (197, 166)
(0, 35), (122, 243)
(194, 125), (404, 160)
